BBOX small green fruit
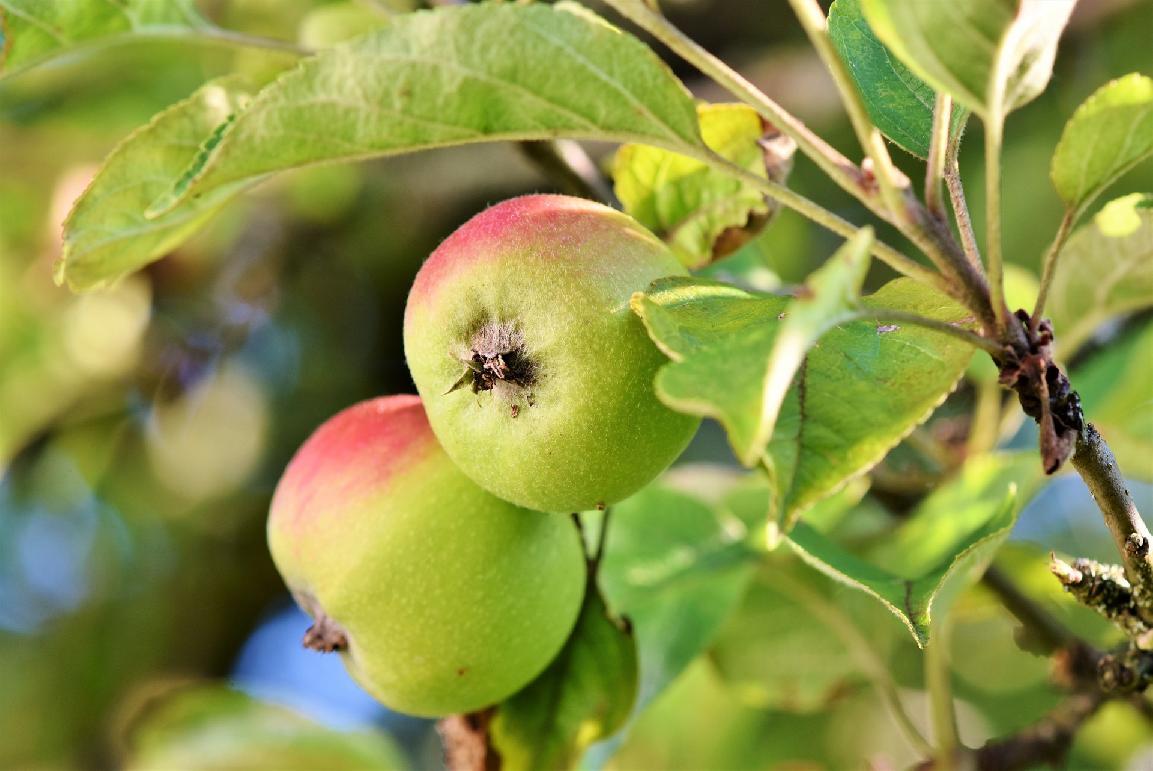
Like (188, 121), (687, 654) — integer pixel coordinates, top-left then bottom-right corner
(404, 194), (700, 513)
(267, 395), (586, 717)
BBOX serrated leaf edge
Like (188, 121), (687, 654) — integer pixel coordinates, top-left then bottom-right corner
(56, 74), (255, 290)
(1050, 73), (1153, 217)
(787, 481), (1019, 648)
(918, 484), (1019, 635)
(150, 3), (705, 216)
(782, 363), (969, 527)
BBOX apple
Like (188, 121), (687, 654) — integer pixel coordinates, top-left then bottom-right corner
(404, 194), (700, 513)
(267, 394), (586, 717)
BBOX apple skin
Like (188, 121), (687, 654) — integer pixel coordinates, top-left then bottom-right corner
(404, 194), (700, 513)
(267, 395), (586, 717)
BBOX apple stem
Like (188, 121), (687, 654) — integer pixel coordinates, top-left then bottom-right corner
(594, 507), (612, 564)
(437, 709), (499, 771)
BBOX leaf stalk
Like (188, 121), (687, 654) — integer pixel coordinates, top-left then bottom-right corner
(599, 0), (867, 205)
(984, 120), (1011, 331)
(944, 158), (983, 275)
(786, 0), (912, 230)
(925, 95), (952, 218)
(1030, 208), (1075, 329)
(695, 151), (948, 291)
(603, 0), (999, 332)
(847, 308), (1002, 356)
(925, 620), (960, 768)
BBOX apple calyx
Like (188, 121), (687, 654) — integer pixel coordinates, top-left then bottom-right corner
(448, 320), (537, 416)
(302, 613), (349, 653)
(294, 590), (349, 653)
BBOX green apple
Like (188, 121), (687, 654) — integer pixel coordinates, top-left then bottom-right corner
(267, 394), (586, 717)
(404, 194), (700, 513)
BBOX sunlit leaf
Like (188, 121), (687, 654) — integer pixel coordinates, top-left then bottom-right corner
(1072, 320), (1153, 482)
(827, 0), (967, 158)
(613, 102), (794, 268)
(149, 2), (702, 217)
(786, 453), (1044, 647)
(0, 0), (205, 78)
(57, 76), (258, 291)
(759, 230), (875, 466)
(636, 274), (976, 525)
(1047, 193), (1153, 357)
(1051, 74), (1153, 217)
(634, 229), (873, 467)
(770, 271), (977, 523)
(860, 0), (1074, 122)
(124, 685), (407, 771)
(492, 584), (637, 771)
(633, 278), (786, 462)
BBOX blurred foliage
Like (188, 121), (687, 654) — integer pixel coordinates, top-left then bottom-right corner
(1, 0), (1152, 768)
(122, 683), (408, 770)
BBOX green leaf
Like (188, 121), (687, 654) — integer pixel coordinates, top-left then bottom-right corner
(56, 76), (259, 291)
(636, 273), (977, 525)
(722, 472), (871, 539)
(860, 0), (1074, 122)
(710, 565), (862, 712)
(0, 0), (205, 78)
(786, 453), (1043, 647)
(599, 483), (757, 719)
(1046, 193), (1153, 357)
(634, 229), (873, 467)
(773, 279), (977, 524)
(708, 523), (876, 712)
(125, 685), (407, 771)
(1072, 320), (1153, 482)
(827, 0), (967, 158)
(492, 583), (637, 771)
(760, 230), (874, 463)
(604, 661), (839, 770)
(150, 2), (702, 217)
(632, 279), (787, 463)
(613, 102), (794, 268)
(1051, 74), (1153, 217)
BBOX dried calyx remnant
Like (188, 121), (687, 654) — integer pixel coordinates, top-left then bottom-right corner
(296, 592), (349, 653)
(303, 614), (349, 653)
(997, 310), (1083, 474)
(448, 320), (537, 416)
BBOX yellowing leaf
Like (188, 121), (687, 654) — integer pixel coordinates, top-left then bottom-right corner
(614, 103), (794, 267)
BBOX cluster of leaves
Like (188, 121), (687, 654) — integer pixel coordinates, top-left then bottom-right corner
(4, 0), (1153, 766)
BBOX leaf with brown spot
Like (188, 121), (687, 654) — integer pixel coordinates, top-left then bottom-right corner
(613, 103), (795, 268)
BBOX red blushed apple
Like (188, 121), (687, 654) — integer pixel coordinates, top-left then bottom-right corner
(267, 394), (586, 717)
(404, 194), (700, 513)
